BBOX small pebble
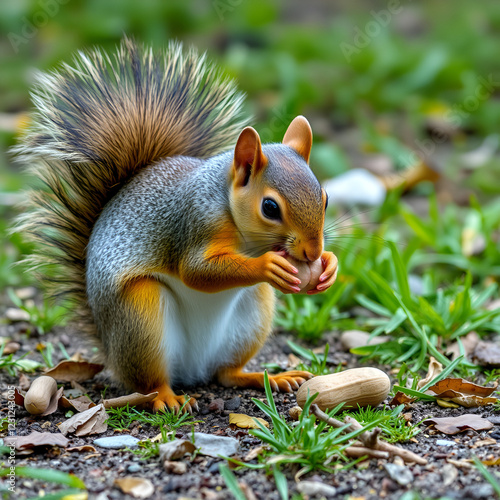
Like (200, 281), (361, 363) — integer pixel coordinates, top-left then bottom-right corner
(5, 308), (30, 322)
(193, 432), (239, 458)
(208, 398), (224, 412)
(296, 481), (337, 498)
(384, 463), (414, 486)
(93, 435), (140, 449)
(224, 397), (241, 411)
(127, 464), (141, 473)
(15, 287), (37, 300)
(436, 439), (455, 447)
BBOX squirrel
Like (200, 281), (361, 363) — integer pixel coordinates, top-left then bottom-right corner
(14, 39), (338, 412)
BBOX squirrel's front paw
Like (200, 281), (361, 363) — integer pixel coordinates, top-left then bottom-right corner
(152, 383), (199, 414)
(259, 251), (302, 294)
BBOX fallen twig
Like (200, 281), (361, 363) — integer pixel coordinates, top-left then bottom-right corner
(311, 404), (427, 465)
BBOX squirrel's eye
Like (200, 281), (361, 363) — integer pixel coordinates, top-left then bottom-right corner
(325, 193), (329, 211)
(262, 198), (281, 220)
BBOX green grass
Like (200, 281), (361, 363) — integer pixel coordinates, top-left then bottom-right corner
(233, 372), (384, 475)
(0, 467), (85, 500)
(286, 340), (339, 377)
(0, 343), (41, 376)
(7, 288), (68, 335)
(341, 404), (420, 444)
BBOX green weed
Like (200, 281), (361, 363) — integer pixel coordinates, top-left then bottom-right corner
(7, 288), (67, 335)
(236, 372), (383, 475)
(341, 404), (420, 443)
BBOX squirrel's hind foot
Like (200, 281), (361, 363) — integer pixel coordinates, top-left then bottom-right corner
(218, 368), (313, 393)
(151, 382), (199, 414)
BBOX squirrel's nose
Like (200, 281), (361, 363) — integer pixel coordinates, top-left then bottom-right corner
(303, 239), (322, 262)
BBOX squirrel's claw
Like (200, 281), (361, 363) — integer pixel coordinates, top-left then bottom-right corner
(151, 383), (198, 414)
(268, 370), (313, 393)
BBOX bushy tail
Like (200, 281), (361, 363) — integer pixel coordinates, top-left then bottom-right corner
(13, 38), (248, 326)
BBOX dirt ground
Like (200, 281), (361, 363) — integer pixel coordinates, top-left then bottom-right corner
(1, 299), (499, 500)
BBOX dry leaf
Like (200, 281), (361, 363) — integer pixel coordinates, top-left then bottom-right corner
(482, 457), (500, 466)
(58, 403), (108, 436)
(38, 386), (64, 416)
(114, 477), (154, 499)
(158, 439), (196, 461)
(244, 446), (266, 462)
(417, 357), (443, 390)
(472, 438), (496, 448)
(67, 445), (98, 453)
(426, 377), (497, 408)
(102, 392), (158, 409)
(424, 414), (493, 435)
(4, 430), (69, 451)
(389, 391), (416, 406)
(14, 388), (25, 406)
(18, 373), (30, 391)
(45, 360), (104, 382)
(60, 395), (96, 412)
(229, 413), (269, 429)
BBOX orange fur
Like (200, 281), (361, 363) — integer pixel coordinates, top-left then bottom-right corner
(118, 278), (167, 393)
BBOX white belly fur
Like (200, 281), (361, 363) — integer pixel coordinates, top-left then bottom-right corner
(157, 274), (266, 387)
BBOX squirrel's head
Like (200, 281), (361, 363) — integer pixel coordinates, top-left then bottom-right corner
(229, 116), (327, 262)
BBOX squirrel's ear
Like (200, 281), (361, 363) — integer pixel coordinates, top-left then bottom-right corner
(232, 127), (267, 187)
(283, 116), (313, 163)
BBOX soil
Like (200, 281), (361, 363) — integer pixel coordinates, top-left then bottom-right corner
(1, 292), (499, 500)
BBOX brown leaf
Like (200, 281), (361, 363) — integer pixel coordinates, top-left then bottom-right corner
(424, 414), (493, 435)
(446, 396), (497, 408)
(58, 404), (108, 436)
(67, 444), (98, 453)
(38, 386), (64, 416)
(114, 477), (154, 499)
(45, 360), (104, 382)
(417, 357), (443, 390)
(60, 395), (96, 412)
(389, 391), (416, 406)
(473, 340), (500, 368)
(4, 430), (69, 451)
(471, 438), (496, 448)
(18, 373), (30, 391)
(14, 388), (25, 406)
(426, 378), (497, 408)
(102, 392), (158, 409)
(244, 446), (266, 462)
(229, 413), (269, 429)
(482, 457), (500, 466)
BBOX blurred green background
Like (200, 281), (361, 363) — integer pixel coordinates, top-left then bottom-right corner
(1, 0), (500, 293)
(1, 0), (500, 179)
